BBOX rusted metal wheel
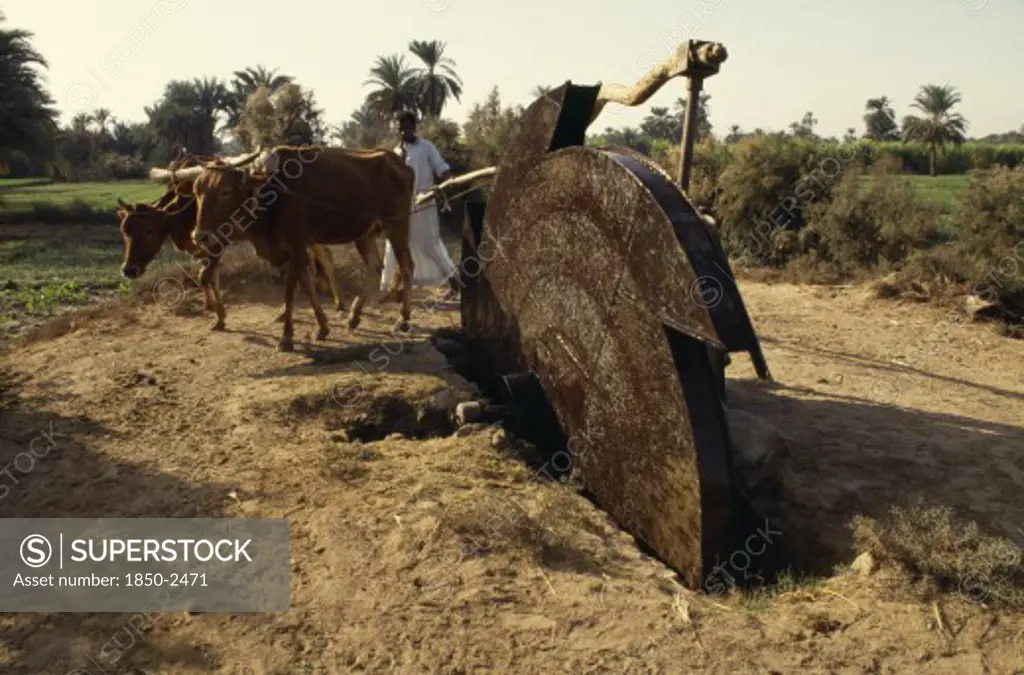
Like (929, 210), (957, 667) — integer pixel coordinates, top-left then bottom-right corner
(459, 83), (771, 589)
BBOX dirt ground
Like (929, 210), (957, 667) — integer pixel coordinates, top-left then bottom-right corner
(0, 268), (1022, 674)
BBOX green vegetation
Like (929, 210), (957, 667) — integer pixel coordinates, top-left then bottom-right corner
(1, 180), (161, 207)
(0, 177), (50, 188)
(0, 233), (184, 332)
(861, 174), (968, 235)
(1, 237), (134, 286)
(1, 281), (90, 316)
(0, 180), (163, 224)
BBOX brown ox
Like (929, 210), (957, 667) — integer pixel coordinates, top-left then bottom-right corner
(116, 181), (345, 329)
(172, 146), (415, 352)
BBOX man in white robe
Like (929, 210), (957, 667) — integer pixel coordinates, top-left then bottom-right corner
(380, 111), (460, 299)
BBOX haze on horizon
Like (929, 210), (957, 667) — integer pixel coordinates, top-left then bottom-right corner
(4, 0), (1022, 139)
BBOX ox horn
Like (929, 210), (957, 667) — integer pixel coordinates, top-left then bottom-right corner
(117, 197), (129, 208)
(149, 165), (205, 183)
(223, 146), (264, 169)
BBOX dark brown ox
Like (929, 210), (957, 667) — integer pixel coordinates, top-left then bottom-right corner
(183, 146), (415, 351)
(116, 181), (345, 329)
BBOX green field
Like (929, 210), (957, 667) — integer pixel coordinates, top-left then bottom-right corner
(900, 174), (969, 210)
(0, 179), (182, 335)
(860, 173), (969, 234)
(0, 231), (187, 334)
(0, 177), (53, 188)
(0, 179), (163, 208)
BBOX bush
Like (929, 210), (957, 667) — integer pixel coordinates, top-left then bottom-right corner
(0, 199), (114, 225)
(94, 153), (148, 180)
(852, 504), (1023, 610)
(714, 134), (852, 266)
(419, 117), (472, 174)
(802, 165), (941, 272)
(865, 141), (1024, 175)
(653, 138), (732, 210)
(959, 166), (1024, 256)
(868, 167), (1024, 321)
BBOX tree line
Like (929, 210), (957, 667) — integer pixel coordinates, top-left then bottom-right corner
(593, 87), (1023, 177)
(1, 11), (1022, 182)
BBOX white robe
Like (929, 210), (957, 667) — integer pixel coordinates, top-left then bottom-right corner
(380, 138), (458, 290)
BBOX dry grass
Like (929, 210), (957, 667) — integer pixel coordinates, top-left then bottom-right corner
(852, 504), (1024, 610)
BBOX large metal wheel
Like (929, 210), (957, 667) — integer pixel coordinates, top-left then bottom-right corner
(459, 83), (771, 588)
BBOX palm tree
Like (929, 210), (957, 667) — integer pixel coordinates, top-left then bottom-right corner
(407, 40), (463, 118)
(789, 111), (818, 139)
(863, 96), (899, 141)
(333, 102), (389, 149)
(901, 84), (968, 177)
(224, 65), (293, 129)
(69, 112), (92, 133)
(0, 12), (58, 166)
(191, 77), (230, 153)
(145, 78), (230, 157)
(234, 65), (292, 93)
(640, 106), (679, 142)
(90, 107), (115, 140)
(364, 54), (418, 118)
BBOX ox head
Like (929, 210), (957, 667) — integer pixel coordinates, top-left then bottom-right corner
(116, 193), (175, 279)
(190, 164), (271, 253)
(144, 149), (266, 255)
(116, 180), (198, 278)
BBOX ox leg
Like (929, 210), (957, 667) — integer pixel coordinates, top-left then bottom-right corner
(382, 216), (413, 330)
(316, 245), (345, 312)
(346, 236), (381, 330)
(278, 255), (304, 352)
(198, 260), (215, 312)
(347, 296), (365, 332)
(200, 256), (226, 331)
(398, 245), (413, 330)
(298, 266), (331, 341)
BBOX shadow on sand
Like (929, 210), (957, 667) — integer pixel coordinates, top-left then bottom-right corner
(0, 369), (238, 674)
(762, 336), (1024, 402)
(726, 375), (1024, 574)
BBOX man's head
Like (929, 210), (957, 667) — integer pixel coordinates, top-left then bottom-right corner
(396, 111), (418, 144)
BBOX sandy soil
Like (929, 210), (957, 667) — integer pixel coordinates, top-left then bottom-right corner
(0, 275), (1022, 674)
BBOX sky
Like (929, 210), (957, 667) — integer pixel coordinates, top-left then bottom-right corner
(4, 0), (1023, 140)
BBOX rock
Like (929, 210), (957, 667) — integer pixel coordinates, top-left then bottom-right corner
(455, 401), (485, 425)
(429, 387), (473, 413)
(963, 294), (1005, 322)
(850, 551), (878, 576)
(490, 428), (509, 450)
(725, 407), (789, 471)
(384, 432), (405, 441)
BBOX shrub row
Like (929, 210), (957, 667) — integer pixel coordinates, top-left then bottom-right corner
(644, 137), (1024, 180)
(860, 141), (1024, 174)
(0, 200), (115, 225)
(665, 133), (1023, 321)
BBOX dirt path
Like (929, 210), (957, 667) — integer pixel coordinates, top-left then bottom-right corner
(0, 281), (1021, 674)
